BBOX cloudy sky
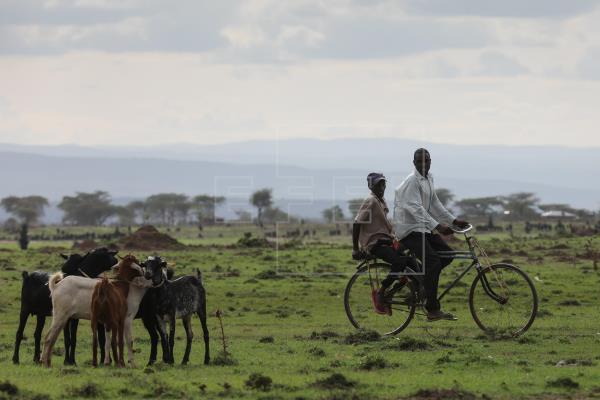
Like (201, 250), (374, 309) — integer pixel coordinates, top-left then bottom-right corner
(1, 0), (600, 147)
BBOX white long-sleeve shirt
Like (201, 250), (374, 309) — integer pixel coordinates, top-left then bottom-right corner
(393, 169), (456, 239)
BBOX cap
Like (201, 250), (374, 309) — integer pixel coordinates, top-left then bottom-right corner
(367, 172), (386, 189)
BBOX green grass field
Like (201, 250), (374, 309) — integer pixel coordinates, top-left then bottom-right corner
(1, 227), (599, 399)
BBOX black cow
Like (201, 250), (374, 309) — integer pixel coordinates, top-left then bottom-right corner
(12, 248), (118, 364)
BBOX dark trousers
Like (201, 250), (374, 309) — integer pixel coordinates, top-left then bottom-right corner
(370, 245), (413, 289)
(400, 232), (454, 312)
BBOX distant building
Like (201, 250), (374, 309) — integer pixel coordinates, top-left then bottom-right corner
(540, 210), (577, 219)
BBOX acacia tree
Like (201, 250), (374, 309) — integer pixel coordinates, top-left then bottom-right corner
(454, 196), (504, 219)
(1, 195), (49, 225)
(126, 200), (147, 224)
(58, 191), (116, 226)
(193, 195), (226, 225)
(262, 206), (294, 224)
(250, 188), (272, 227)
(323, 205), (344, 223)
(145, 193), (190, 225)
(114, 206), (135, 226)
(503, 192), (539, 220)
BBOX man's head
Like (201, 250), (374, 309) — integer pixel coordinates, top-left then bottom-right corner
(413, 148), (431, 177)
(367, 172), (386, 198)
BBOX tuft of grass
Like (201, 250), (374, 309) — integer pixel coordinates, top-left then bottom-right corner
(546, 377), (580, 389)
(386, 336), (432, 351)
(245, 373), (273, 391)
(344, 329), (380, 345)
(308, 346), (326, 357)
(357, 355), (388, 370)
(314, 373), (356, 390)
(212, 351), (238, 366)
(255, 270), (284, 280)
(0, 381), (18, 396)
(309, 330), (339, 340)
(411, 388), (478, 399)
(66, 383), (101, 398)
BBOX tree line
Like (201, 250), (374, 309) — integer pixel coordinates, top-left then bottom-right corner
(321, 189), (596, 223)
(1, 192), (227, 227)
(0, 188), (290, 227)
(1, 188), (596, 228)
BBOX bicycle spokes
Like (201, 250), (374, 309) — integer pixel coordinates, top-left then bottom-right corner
(344, 263), (417, 336)
(469, 264), (538, 337)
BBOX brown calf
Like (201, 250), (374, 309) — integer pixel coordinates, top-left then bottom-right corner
(91, 255), (142, 367)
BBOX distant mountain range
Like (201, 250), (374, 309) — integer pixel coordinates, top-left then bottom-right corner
(0, 139), (598, 222)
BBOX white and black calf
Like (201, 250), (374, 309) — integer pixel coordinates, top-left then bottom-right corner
(144, 257), (210, 365)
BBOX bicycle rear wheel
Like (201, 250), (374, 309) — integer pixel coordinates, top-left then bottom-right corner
(469, 263), (538, 337)
(344, 263), (416, 336)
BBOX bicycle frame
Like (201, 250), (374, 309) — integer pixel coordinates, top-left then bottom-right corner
(435, 234), (508, 305)
(358, 230), (509, 306)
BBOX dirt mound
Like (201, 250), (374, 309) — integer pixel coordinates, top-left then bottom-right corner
(72, 239), (99, 251)
(118, 225), (185, 250)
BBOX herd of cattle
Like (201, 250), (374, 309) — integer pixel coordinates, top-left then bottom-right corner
(12, 247), (210, 367)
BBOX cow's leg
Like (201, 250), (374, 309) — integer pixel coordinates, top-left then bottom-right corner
(98, 323), (107, 363)
(142, 315), (158, 365)
(92, 317), (98, 367)
(168, 314), (176, 364)
(156, 316), (171, 364)
(111, 328), (119, 368)
(103, 327), (112, 366)
(117, 320), (125, 368)
(123, 316), (136, 368)
(12, 307), (29, 364)
(41, 314), (69, 368)
(198, 303), (210, 365)
(62, 320), (71, 365)
(67, 319), (79, 365)
(33, 315), (46, 364)
(181, 315), (193, 365)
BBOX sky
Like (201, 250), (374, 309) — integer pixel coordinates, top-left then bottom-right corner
(1, 0), (600, 147)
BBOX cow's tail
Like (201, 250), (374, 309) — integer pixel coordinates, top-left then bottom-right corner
(48, 272), (64, 294)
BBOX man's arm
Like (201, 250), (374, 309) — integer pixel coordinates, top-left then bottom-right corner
(352, 223), (362, 259)
(351, 197), (372, 259)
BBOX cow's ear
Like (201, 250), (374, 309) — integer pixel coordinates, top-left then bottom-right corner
(166, 267), (174, 280)
(60, 253), (68, 260)
(160, 261), (167, 268)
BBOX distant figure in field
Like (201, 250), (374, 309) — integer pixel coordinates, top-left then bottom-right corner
(393, 148), (469, 321)
(352, 172), (410, 315)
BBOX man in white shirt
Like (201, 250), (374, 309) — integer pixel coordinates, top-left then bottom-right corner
(393, 148), (469, 321)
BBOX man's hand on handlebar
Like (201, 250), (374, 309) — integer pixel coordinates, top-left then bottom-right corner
(453, 219), (470, 229)
(352, 249), (367, 260)
(435, 224), (454, 235)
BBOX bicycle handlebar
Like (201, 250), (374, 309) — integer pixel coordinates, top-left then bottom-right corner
(451, 224), (473, 234)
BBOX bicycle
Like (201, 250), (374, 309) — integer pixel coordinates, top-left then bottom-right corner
(344, 225), (538, 337)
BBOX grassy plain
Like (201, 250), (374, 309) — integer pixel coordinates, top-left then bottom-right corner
(0, 226), (599, 399)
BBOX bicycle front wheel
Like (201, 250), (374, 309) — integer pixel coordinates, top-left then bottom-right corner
(469, 263), (538, 337)
(344, 263), (416, 336)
